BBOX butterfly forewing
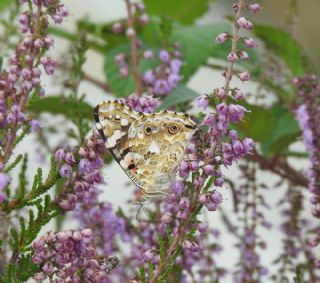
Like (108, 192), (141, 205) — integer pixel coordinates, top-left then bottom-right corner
(94, 100), (144, 188)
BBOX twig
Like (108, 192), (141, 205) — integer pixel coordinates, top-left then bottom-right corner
(124, 0), (143, 96)
(247, 150), (309, 188)
(83, 73), (110, 93)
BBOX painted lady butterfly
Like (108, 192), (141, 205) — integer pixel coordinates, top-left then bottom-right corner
(94, 100), (196, 203)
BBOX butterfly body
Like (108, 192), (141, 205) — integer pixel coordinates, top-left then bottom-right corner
(94, 100), (196, 202)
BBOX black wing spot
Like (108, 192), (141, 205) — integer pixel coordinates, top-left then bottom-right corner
(185, 124), (195, 129)
(128, 163), (136, 170)
(93, 105), (100, 123)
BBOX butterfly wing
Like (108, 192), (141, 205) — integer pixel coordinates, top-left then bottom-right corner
(128, 111), (196, 200)
(94, 100), (144, 188)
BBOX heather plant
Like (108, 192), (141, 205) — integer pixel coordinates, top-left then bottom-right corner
(0, 0), (319, 282)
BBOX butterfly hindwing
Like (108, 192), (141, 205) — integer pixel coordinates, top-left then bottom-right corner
(128, 111), (196, 199)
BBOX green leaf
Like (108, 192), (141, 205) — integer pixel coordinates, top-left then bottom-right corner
(237, 104), (276, 143)
(171, 23), (230, 81)
(104, 45), (135, 97)
(141, 20), (233, 81)
(148, 262), (154, 278)
(158, 233), (165, 262)
(143, 0), (213, 24)
(4, 154), (23, 173)
(15, 253), (40, 281)
(260, 105), (300, 156)
(294, 266), (304, 283)
(254, 24), (311, 75)
(157, 85), (199, 110)
(27, 96), (93, 121)
(139, 267), (147, 283)
(0, 0), (12, 12)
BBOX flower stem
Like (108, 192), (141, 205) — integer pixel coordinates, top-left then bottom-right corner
(223, 0), (245, 94)
(124, 0), (143, 97)
(149, 187), (201, 282)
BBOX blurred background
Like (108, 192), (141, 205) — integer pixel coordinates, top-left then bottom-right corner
(1, 0), (319, 282)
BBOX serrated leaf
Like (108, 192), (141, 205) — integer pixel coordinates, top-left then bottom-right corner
(254, 24), (311, 75)
(27, 96), (93, 120)
(143, 0), (213, 24)
(157, 85), (199, 110)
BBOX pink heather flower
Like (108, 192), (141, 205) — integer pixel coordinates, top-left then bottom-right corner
(57, 193), (77, 211)
(229, 129), (238, 140)
(136, 2), (145, 11)
(215, 87), (227, 99)
(199, 194), (208, 204)
(238, 71), (251, 82)
(203, 164), (215, 176)
(34, 272), (46, 282)
(115, 53), (126, 64)
(139, 14), (149, 25)
(196, 95), (209, 110)
(239, 50), (249, 61)
(143, 50), (153, 59)
(64, 152), (76, 164)
(182, 240), (194, 251)
(198, 223), (208, 233)
(153, 79), (171, 95)
(170, 59), (183, 73)
(55, 149), (65, 162)
(234, 88), (244, 100)
(60, 164), (73, 178)
(0, 173), (10, 203)
(211, 191), (222, 204)
(233, 140), (245, 156)
(243, 38), (256, 48)
(216, 32), (229, 44)
(112, 22), (122, 33)
(143, 70), (155, 84)
(214, 177), (224, 187)
(30, 119), (41, 132)
(194, 176), (204, 187)
(161, 212), (173, 224)
(159, 50), (170, 63)
(120, 67), (129, 77)
(44, 36), (54, 46)
(242, 138), (255, 152)
(143, 249), (155, 261)
(248, 3), (262, 14)
(168, 73), (181, 88)
(228, 104), (246, 123)
(126, 27), (135, 37)
(236, 17), (253, 30)
(227, 52), (239, 62)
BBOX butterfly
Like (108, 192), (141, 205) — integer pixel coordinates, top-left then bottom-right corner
(94, 100), (196, 205)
